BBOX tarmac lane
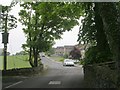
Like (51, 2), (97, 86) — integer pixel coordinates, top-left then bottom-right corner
(2, 56), (84, 89)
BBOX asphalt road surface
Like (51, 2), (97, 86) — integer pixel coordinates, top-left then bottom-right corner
(3, 56), (84, 89)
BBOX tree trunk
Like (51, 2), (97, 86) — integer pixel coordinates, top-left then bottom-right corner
(33, 47), (38, 67)
(28, 9), (34, 67)
(94, 3), (110, 52)
(28, 31), (34, 67)
(29, 46), (34, 67)
(98, 3), (120, 88)
(32, 8), (39, 67)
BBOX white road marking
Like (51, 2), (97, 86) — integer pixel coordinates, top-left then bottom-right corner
(5, 81), (23, 88)
(48, 81), (61, 85)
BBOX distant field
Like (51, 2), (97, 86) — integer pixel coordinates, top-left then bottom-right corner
(0, 55), (31, 70)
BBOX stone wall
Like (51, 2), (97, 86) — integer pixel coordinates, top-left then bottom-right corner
(83, 61), (117, 88)
(2, 65), (43, 76)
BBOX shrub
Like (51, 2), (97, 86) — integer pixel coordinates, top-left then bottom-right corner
(64, 54), (69, 58)
(84, 46), (113, 65)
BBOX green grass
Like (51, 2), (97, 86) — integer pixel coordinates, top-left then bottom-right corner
(0, 55), (31, 70)
(0, 56), (3, 70)
(50, 56), (64, 62)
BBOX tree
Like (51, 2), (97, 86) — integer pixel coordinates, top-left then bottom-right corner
(0, 1), (17, 32)
(7, 52), (10, 56)
(45, 47), (55, 56)
(69, 46), (81, 60)
(77, 2), (120, 88)
(78, 3), (112, 65)
(98, 2), (120, 88)
(19, 2), (83, 67)
(15, 51), (28, 55)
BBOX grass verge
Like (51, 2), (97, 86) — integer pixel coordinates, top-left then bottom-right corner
(0, 55), (31, 70)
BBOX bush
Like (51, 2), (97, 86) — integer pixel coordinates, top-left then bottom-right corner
(80, 59), (85, 65)
(64, 54), (69, 58)
(84, 46), (113, 65)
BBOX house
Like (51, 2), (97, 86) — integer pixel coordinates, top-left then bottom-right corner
(54, 45), (74, 56)
(55, 46), (64, 56)
(64, 45), (74, 55)
(54, 44), (86, 58)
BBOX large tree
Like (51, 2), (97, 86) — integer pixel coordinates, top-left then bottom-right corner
(78, 2), (120, 88)
(19, 2), (83, 67)
(98, 2), (120, 88)
(78, 3), (112, 64)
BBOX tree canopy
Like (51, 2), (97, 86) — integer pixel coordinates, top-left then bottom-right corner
(19, 2), (83, 67)
(69, 46), (81, 60)
(0, 1), (17, 32)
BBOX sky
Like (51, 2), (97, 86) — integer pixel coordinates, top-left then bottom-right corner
(0, 0), (82, 54)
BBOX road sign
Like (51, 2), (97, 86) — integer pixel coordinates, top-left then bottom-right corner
(2, 33), (9, 44)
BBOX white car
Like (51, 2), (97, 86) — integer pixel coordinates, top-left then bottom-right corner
(63, 59), (75, 66)
(72, 59), (80, 64)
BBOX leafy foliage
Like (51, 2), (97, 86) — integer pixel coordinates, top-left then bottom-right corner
(19, 2), (82, 51)
(0, 1), (17, 32)
(77, 3), (114, 65)
(84, 46), (113, 65)
(45, 47), (55, 56)
(98, 3), (120, 87)
(69, 47), (81, 60)
(19, 2), (83, 67)
(78, 3), (96, 45)
(64, 54), (69, 59)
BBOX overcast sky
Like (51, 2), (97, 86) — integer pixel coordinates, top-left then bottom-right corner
(0, 0), (82, 54)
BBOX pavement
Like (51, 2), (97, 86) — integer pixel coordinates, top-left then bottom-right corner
(2, 56), (84, 89)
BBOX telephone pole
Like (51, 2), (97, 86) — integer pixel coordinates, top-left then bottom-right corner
(2, 14), (9, 70)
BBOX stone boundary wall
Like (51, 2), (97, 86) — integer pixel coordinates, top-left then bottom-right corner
(83, 61), (117, 88)
(1, 65), (43, 76)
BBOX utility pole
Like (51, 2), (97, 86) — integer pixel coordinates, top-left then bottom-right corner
(4, 42), (7, 70)
(1, 2), (17, 70)
(2, 14), (9, 70)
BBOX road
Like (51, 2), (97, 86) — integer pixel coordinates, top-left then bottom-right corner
(3, 56), (84, 89)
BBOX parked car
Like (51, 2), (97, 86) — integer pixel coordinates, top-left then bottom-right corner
(63, 59), (75, 66)
(42, 55), (45, 57)
(72, 59), (80, 64)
